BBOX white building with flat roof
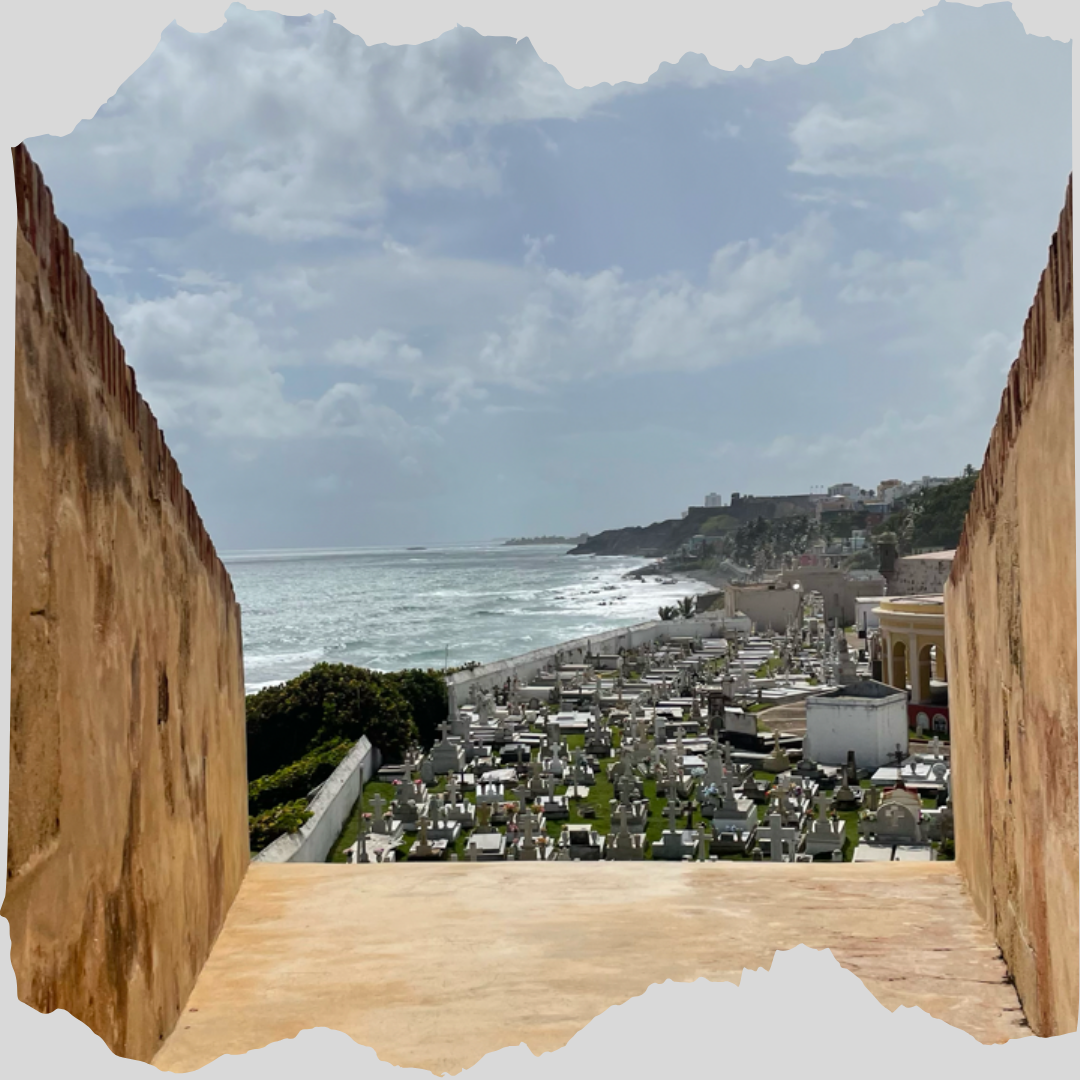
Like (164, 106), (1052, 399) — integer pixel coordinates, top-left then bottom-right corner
(804, 680), (910, 770)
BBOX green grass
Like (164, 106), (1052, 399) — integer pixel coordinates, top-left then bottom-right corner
(326, 720), (815, 861)
(327, 780), (397, 863)
(838, 810), (860, 860)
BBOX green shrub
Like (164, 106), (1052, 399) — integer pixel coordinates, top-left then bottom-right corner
(245, 662), (416, 780)
(248, 738), (354, 815)
(384, 668), (448, 750)
(249, 799), (314, 854)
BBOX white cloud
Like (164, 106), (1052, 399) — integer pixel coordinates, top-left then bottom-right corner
(327, 329), (426, 376)
(40, 7), (617, 242)
(319, 214), (832, 410)
(830, 250), (947, 306)
(110, 283), (437, 453)
(254, 265), (333, 311)
(788, 97), (928, 178)
(762, 330), (1017, 467)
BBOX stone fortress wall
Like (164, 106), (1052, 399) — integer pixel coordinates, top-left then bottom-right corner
(892, 553), (955, 597)
(4, 145), (250, 1060)
(944, 176), (1078, 1037)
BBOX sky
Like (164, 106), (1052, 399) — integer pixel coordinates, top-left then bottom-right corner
(21, 1), (1073, 549)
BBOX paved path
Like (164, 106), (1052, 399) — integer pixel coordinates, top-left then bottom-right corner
(154, 862), (1026, 1074)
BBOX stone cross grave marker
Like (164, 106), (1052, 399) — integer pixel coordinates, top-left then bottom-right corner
(515, 784), (531, 827)
(371, 794), (386, 832)
(416, 815), (432, 857)
(767, 813), (798, 862)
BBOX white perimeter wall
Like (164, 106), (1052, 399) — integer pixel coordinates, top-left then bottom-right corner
(804, 696), (909, 769)
(253, 735), (380, 864)
(855, 599), (882, 634)
(446, 616), (747, 702)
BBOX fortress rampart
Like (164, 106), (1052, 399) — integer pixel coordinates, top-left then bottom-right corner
(10, 145), (233, 602)
(945, 176), (1077, 1036)
(5, 145), (249, 1060)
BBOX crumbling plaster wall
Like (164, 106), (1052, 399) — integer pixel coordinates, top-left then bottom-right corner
(944, 177), (1077, 1037)
(4, 146), (249, 1060)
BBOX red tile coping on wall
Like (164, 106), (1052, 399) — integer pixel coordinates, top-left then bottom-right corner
(12, 143), (236, 608)
(950, 175), (1073, 587)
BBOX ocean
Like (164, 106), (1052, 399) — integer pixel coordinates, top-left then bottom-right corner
(222, 543), (699, 694)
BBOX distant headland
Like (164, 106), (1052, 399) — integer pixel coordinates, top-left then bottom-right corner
(502, 534), (588, 546)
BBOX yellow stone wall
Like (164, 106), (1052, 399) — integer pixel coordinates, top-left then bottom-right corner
(4, 146), (250, 1061)
(944, 177), (1077, 1037)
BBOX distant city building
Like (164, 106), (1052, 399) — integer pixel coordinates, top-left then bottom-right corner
(703, 493), (724, 508)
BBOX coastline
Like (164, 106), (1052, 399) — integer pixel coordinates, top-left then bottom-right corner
(681, 567), (735, 591)
(621, 561), (733, 593)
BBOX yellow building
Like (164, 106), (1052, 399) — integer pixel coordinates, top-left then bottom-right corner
(873, 595), (946, 705)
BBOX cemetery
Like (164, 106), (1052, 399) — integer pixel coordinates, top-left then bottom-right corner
(328, 592), (954, 866)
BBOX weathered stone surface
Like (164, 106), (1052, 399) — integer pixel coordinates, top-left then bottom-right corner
(945, 175), (1078, 1037)
(5, 145), (249, 1062)
(153, 862), (1026, 1075)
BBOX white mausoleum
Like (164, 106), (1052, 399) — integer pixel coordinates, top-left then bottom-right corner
(804, 680), (910, 770)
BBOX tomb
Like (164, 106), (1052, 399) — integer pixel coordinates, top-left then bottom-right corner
(761, 732), (793, 773)
(409, 817), (449, 861)
(558, 824), (606, 861)
(535, 792), (570, 820)
(755, 814), (801, 862)
(606, 806), (646, 860)
(831, 767), (863, 811)
(440, 775), (477, 827)
(804, 793), (846, 860)
(425, 819), (463, 845)
(858, 787), (928, 847)
(701, 774), (757, 845)
(499, 742), (530, 765)
(392, 777), (430, 833)
(650, 800), (700, 861)
(466, 832), (507, 861)
(431, 722), (467, 775)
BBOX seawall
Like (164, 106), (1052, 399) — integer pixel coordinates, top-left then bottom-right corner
(5, 145), (250, 1060)
(944, 176), (1077, 1036)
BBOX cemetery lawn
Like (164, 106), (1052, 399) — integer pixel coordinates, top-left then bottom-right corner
(327, 781), (398, 863)
(334, 729), (887, 865)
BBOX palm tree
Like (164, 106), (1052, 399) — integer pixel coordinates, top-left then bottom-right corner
(678, 596), (695, 619)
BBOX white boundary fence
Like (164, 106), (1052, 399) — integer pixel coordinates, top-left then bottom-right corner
(446, 615), (748, 704)
(253, 735), (380, 864)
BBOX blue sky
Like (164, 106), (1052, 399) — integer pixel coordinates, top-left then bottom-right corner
(23, 1), (1072, 548)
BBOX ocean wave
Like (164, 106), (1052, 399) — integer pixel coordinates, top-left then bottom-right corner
(243, 647), (325, 671)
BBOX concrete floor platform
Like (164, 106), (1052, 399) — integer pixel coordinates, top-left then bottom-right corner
(153, 862), (1027, 1075)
